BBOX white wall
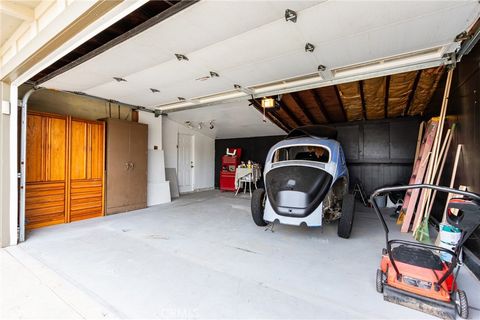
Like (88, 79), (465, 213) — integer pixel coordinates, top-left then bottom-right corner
(163, 116), (215, 191)
(139, 112), (170, 205)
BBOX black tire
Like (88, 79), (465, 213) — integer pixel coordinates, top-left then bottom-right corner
(455, 289), (468, 319)
(376, 269), (384, 293)
(338, 193), (355, 238)
(251, 188), (268, 227)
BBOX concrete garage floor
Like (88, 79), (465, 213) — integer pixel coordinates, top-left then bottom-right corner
(2, 190), (480, 319)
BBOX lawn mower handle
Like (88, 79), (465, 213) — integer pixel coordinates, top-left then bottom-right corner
(370, 184), (480, 237)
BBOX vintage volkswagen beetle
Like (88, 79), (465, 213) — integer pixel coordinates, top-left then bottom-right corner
(251, 125), (355, 238)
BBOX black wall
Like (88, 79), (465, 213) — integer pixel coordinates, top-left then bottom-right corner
(215, 117), (420, 194)
(427, 44), (480, 264)
(215, 135), (284, 188)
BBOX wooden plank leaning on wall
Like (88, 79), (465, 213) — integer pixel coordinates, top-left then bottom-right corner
(25, 111), (105, 229)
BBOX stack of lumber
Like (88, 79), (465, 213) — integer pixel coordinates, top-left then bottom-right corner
(398, 69), (460, 239)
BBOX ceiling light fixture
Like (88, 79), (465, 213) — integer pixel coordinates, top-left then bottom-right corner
(305, 43), (315, 53)
(261, 97), (276, 109)
(185, 121), (193, 129)
(150, 88), (160, 93)
(175, 53), (189, 61)
(285, 9), (297, 23)
(113, 77), (127, 82)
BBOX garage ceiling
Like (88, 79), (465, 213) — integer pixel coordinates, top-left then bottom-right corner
(167, 100), (285, 139)
(253, 66), (445, 131)
(39, 1), (479, 115)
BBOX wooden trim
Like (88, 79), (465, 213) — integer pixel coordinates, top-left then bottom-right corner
(311, 89), (331, 122)
(403, 70), (422, 116)
(334, 85), (348, 121)
(384, 75), (390, 118)
(65, 116), (71, 223)
(28, 110), (67, 119)
(35, 0), (199, 85)
(101, 122), (106, 216)
(359, 80), (366, 120)
(289, 92), (316, 124)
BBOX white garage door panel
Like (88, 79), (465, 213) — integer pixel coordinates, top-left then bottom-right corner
(42, 1), (479, 112)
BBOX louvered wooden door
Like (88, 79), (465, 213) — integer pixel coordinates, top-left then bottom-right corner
(69, 119), (105, 222)
(25, 112), (105, 229)
(26, 112), (67, 228)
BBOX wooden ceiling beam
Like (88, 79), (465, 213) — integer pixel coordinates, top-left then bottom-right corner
(249, 99), (290, 132)
(289, 92), (316, 124)
(403, 70), (422, 116)
(278, 100), (303, 128)
(311, 90), (331, 122)
(334, 85), (348, 122)
(359, 80), (367, 120)
(384, 75), (390, 118)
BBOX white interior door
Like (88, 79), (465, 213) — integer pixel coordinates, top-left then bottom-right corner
(178, 133), (193, 193)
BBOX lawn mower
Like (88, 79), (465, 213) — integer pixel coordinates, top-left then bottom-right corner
(371, 184), (480, 320)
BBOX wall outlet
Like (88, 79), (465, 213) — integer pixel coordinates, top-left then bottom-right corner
(2, 100), (10, 115)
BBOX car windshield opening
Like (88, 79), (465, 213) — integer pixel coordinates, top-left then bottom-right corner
(272, 145), (330, 163)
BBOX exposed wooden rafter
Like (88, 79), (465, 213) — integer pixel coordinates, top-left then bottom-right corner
(249, 99), (290, 132)
(359, 80), (367, 120)
(289, 92), (316, 124)
(278, 100), (303, 127)
(311, 90), (331, 122)
(249, 67), (441, 127)
(384, 75), (390, 118)
(403, 70), (422, 116)
(334, 85), (348, 122)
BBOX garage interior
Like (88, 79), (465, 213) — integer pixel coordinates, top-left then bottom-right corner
(1, 1), (480, 319)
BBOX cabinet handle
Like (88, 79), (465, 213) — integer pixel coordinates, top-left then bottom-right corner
(125, 162), (130, 170)
(130, 162), (135, 170)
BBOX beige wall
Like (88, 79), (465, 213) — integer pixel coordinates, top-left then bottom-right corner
(19, 85), (135, 121)
(1, 82), (11, 247)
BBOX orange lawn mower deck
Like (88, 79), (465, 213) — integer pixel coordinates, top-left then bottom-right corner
(370, 184), (480, 320)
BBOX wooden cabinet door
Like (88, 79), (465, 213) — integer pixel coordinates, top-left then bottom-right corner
(106, 119), (131, 213)
(70, 119), (104, 222)
(25, 113), (67, 229)
(127, 123), (148, 209)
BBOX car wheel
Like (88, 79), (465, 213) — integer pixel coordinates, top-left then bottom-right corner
(376, 269), (384, 293)
(455, 289), (468, 319)
(338, 193), (355, 238)
(251, 188), (268, 227)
